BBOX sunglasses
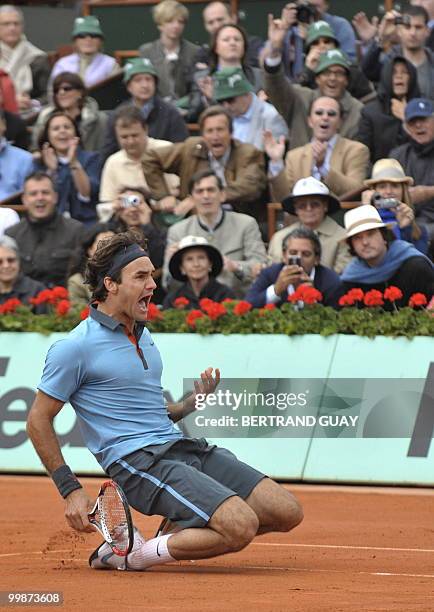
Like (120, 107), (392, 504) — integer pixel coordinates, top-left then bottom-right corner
(0, 257), (18, 265)
(294, 201), (324, 210)
(54, 85), (77, 94)
(75, 33), (101, 39)
(313, 109), (338, 117)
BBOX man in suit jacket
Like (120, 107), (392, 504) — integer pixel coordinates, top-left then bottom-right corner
(245, 226), (342, 308)
(143, 105), (267, 218)
(213, 67), (288, 151)
(265, 95), (369, 203)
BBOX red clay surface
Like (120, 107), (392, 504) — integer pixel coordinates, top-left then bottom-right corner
(1, 476), (434, 611)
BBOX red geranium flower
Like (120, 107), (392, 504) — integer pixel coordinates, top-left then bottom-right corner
(199, 298), (214, 310)
(221, 298), (234, 304)
(263, 303), (276, 310)
(199, 299), (226, 320)
(384, 286), (403, 302)
(146, 303), (163, 321)
(408, 293), (428, 308)
(338, 294), (355, 307)
(233, 301), (252, 316)
(30, 289), (56, 305)
(288, 284), (323, 305)
(51, 286), (69, 300)
(55, 299), (71, 316)
(173, 296), (190, 309)
(347, 288), (364, 302)
(0, 297), (22, 314)
(186, 309), (205, 328)
(363, 290), (384, 307)
(80, 306), (90, 320)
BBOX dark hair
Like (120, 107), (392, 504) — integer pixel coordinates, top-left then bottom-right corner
(52, 71), (86, 111)
(114, 106), (148, 130)
(347, 227), (395, 257)
(199, 104), (233, 133)
(282, 227), (322, 259)
(37, 111), (81, 151)
(117, 185), (150, 199)
(308, 95), (344, 118)
(68, 222), (113, 277)
(23, 171), (56, 191)
(209, 23), (248, 73)
(188, 169), (224, 193)
(84, 229), (148, 302)
(403, 5), (429, 23)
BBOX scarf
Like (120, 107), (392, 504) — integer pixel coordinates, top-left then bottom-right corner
(0, 36), (44, 94)
(340, 240), (433, 284)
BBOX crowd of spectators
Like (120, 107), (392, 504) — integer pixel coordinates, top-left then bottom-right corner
(0, 0), (433, 313)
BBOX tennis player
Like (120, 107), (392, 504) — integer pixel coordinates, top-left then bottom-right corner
(27, 230), (303, 570)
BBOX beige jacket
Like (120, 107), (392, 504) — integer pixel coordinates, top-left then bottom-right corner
(268, 216), (352, 274)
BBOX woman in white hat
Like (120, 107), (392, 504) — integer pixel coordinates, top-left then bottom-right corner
(163, 235), (235, 309)
(362, 158), (428, 255)
(341, 205), (434, 307)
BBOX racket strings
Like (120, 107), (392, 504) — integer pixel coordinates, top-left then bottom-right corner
(100, 487), (130, 552)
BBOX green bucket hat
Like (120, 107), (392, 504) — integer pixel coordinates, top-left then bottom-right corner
(72, 16), (104, 38)
(123, 57), (158, 84)
(314, 49), (350, 75)
(306, 20), (339, 49)
(213, 67), (253, 102)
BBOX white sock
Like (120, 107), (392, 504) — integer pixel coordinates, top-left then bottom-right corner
(127, 534), (175, 570)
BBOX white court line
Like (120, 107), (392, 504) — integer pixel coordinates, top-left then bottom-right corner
(253, 542), (434, 553)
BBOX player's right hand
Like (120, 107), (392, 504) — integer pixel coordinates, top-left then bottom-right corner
(65, 488), (95, 533)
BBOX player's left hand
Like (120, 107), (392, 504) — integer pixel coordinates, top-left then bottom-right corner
(193, 367), (221, 399)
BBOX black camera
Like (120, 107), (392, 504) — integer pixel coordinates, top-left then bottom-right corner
(371, 193), (399, 210)
(395, 14), (411, 26)
(296, 1), (316, 24)
(288, 255), (302, 267)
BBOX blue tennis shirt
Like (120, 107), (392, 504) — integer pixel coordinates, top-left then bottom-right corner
(38, 305), (183, 470)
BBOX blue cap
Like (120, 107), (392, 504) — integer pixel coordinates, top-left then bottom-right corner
(405, 98), (434, 122)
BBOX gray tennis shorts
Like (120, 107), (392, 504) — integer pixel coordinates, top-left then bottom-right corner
(107, 438), (266, 529)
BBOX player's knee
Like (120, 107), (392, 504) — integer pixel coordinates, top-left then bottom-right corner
(222, 506), (259, 552)
(278, 496), (304, 532)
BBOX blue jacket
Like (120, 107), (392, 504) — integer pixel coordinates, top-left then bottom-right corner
(245, 263), (342, 309)
(0, 141), (33, 199)
(32, 148), (101, 225)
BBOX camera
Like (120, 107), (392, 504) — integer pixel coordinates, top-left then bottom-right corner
(371, 193), (399, 210)
(120, 195), (141, 208)
(288, 255), (302, 267)
(296, 1), (316, 24)
(394, 14), (411, 26)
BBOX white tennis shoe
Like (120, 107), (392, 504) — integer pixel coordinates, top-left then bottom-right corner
(89, 527), (146, 571)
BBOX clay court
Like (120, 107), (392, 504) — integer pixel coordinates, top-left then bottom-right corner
(2, 476), (434, 611)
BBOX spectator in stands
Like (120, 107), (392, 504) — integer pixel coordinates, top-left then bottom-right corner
(163, 169), (267, 297)
(50, 16), (118, 89)
(213, 67), (288, 150)
(265, 96), (369, 201)
(163, 235), (234, 309)
(32, 111), (101, 225)
(67, 222), (114, 307)
(361, 5), (434, 100)
(139, 0), (199, 103)
(32, 72), (108, 152)
(143, 106), (267, 219)
(0, 5), (50, 116)
(268, 177), (351, 274)
(356, 57), (420, 164)
(362, 159), (428, 254)
(246, 226), (342, 308)
(196, 1), (263, 68)
(5, 172), (83, 287)
(389, 98), (434, 241)
(411, 0), (434, 49)
(0, 235), (47, 312)
(263, 16), (363, 149)
(0, 85), (29, 149)
(0, 110), (33, 200)
(101, 57), (188, 163)
(341, 204), (434, 306)
(275, 1), (356, 82)
(99, 106), (179, 224)
(297, 21), (374, 101)
(184, 23), (263, 123)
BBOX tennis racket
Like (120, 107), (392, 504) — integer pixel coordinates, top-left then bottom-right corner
(88, 480), (134, 557)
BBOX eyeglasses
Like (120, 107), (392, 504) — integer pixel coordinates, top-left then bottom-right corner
(54, 85), (77, 94)
(0, 257), (18, 265)
(75, 33), (101, 39)
(321, 68), (347, 78)
(294, 201), (324, 210)
(313, 109), (338, 117)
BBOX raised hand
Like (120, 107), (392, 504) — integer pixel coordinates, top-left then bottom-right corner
(41, 142), (58, 172)
(352, 12), (379, 43)
(263, 130), (286, 162)
(267, 13), (288, 52)
(66, 136), (80, 165)
(311, 139), (328, 168)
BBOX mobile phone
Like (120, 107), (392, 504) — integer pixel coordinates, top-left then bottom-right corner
(288, 256), (302, 267)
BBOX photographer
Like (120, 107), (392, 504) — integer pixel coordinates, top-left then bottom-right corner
(245, 226), (342, 308)
(361, 5), (434, 100)
(361, 159), (429, 255)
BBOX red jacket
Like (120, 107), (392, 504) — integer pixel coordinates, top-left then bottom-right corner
(0, 70), (18, 113)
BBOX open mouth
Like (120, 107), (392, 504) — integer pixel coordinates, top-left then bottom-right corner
(138, 294), (152, 313)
